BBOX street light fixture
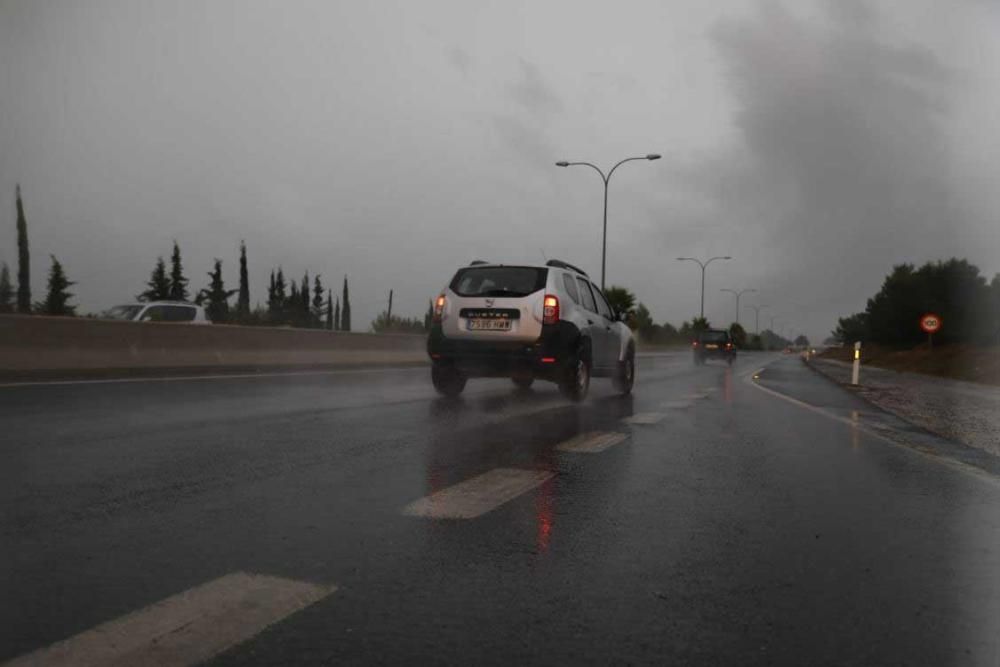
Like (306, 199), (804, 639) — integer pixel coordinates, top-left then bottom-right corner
(676, 256), (731, 319)
(555, 154), (661, 290)
(744, 304), (768, 335)
(720, 288), (757, 327)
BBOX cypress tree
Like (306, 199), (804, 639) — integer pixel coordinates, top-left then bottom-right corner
(325, 289), (334, 330)
(236, 241), (249, 321)
(267, 269), (277, 315)
(289, 281), (299, 325)
(38, 255), (75, 316)
(0, 263), (12, 313)
(199, 258), (236, 323)
(300, 272), (310, 326)
(334, 298), (340, 331)
(168, 241), (189, 301)
(341, 276), (351, 332)
(15, 185), (31, 313)
(312, 274), (325, 327)
(138, 257), (171, 301)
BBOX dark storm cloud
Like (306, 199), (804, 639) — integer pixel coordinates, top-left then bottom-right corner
(693, 1), (969, 333)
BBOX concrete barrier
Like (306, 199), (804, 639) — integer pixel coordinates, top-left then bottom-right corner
(0, 314), (428, 380)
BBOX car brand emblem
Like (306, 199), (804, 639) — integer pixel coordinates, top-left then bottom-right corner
(485, 298), (495, 307)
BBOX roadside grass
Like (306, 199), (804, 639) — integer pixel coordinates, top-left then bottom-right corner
(819, 343), (1000, 386)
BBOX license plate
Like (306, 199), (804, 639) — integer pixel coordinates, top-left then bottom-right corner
(705, 343), (719, 349)
(468, 318), (512, 331)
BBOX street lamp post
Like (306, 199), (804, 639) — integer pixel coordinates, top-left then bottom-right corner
(676, 256), (731, 319)
(556, 154), (661, 290)
(720, 288), (757, 326)
(744, 304), (768, 335)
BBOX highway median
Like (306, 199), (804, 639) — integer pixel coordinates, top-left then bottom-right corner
(0, 314), (428, 382)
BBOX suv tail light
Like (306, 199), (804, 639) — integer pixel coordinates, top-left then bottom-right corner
(433, 294), (446, 322)
(542, 295), (559, 325)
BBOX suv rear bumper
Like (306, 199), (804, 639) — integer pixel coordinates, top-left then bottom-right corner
(427, 323), (577, 379)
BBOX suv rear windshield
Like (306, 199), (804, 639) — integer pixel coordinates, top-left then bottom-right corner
(700, 330), (729, 343)
(449, 267), (547, 298)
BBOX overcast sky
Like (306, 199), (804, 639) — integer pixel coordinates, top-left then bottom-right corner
(2, 0), (998, 341)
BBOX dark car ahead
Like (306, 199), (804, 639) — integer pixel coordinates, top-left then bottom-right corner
(693, 328), (735, 365)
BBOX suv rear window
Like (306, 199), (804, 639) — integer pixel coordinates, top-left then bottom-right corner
(449, 267), (547, 298)
(701, 330), (729, 343)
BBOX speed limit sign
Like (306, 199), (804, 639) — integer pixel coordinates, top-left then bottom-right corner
(920, 313), (942, 334)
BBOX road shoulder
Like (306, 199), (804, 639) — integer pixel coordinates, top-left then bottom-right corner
(751, 356), (1000, 479)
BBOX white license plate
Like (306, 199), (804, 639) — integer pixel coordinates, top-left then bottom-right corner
(468, 318), (512, 331)
(705, 343), (719, 349)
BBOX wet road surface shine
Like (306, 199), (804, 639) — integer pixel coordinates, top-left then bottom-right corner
(3, 352), (1000, 665)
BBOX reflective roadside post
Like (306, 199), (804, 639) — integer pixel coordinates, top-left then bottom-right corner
(851, 341), (861, 386)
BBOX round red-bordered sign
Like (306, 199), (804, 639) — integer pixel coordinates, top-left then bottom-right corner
(920, 313), (942, 334)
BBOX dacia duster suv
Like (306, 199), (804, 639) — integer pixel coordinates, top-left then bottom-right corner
(427, 260), (636, 401)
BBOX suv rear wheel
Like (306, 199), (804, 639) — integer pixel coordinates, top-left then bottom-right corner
(559, 352), (590, 402)
(613, 346), (635, 395)
(512, 375), (534, 390)
(431, 365), (467, 397)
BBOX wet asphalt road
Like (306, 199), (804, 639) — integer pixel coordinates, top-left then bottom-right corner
(3, 352), (1000, 666)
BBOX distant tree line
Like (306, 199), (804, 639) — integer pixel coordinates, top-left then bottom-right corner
(833, 259), (1000, 347)
(2, 185), (380, 331)
(602, 285), (793, 350)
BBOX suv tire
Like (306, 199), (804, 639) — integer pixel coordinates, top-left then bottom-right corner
(512, 376), (534, 390)
(559, 351), (591, 402)
(431, 365), (467, 397)
(613, 346), (635, 395)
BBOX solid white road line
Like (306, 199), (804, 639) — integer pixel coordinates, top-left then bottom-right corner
(623, 412), (666, 425)
(2, 572), (336, 667)
(743, 365), (1000, 487)
(556, 431), (629, 454)
(403, 468), (554, 519)
(0, 366), (427, 389)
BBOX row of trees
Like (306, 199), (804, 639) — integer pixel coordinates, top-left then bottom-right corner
(603, 285), (796, 350)
(833, 258), (1000, 347)
(136, 240), (356, 330)
(3, 185), (375, 330)
(0, 186), (77, 316)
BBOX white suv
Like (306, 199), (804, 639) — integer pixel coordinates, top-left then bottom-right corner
(427, 260), (635, 400)
(104, 301), (211, 324)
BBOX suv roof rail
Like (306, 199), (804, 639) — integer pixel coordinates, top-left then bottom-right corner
(545, 259), (588, 277)
(469, 260), (490, 266)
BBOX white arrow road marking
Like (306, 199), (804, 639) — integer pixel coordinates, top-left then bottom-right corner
(556, 431), (629, 454)
(2, 572), (336, 667)
(403, 468), (554, 519)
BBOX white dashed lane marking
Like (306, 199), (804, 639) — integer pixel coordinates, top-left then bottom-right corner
(661, 400), (693, 409)
(403, 468), (554, 519)
(2, 572), (336, 667)
(556, 431), (629, 454)
(623, 412), (666, 425)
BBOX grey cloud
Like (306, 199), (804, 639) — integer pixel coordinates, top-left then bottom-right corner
(448, 46), (472, 76)
(705, 1), (961, 276)
(507, 59), (563, 116)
